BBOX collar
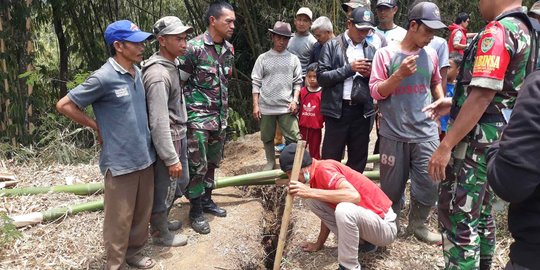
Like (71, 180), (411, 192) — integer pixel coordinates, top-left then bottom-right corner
(344, 30), (365, 47)
(377, 24), (398, 32)
(108, 57), (130, 75)
(495, 7), (525, 21)
(203, 31), (232, 52)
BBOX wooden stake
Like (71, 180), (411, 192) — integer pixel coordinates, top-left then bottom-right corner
(273, 140), (306, 270)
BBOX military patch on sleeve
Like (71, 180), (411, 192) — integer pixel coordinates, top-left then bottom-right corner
(472, 21), (510, 80)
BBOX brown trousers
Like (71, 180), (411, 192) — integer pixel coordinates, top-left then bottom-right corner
(103, 165), (154, 270)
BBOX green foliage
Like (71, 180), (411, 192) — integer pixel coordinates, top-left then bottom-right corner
(66, 71), (91, 90)
(227, 108), (248, 141)
(0, 212), (22, 248)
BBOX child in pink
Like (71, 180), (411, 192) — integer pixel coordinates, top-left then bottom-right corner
(299, 63), (324, 159)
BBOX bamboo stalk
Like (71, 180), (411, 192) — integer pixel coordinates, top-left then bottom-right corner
(274, 141), (306, 270)
(367, 154), (380, 163)
(0, 170), (380, 197)
(11, 199), (104, 228)
(0, 182), (104, 197)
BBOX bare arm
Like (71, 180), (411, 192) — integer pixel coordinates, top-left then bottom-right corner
(252, 92), (261, 120)
(431, 83), (444, 101)
(56, 96), (98, 132)
(289, 179), (360, 204)
(301, 221), (330, 252)
(56, 96), (101, 144)
(428, 87), (497, 181)
(374, 55), (418, 98)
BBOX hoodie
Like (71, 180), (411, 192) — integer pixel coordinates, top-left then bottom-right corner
(142, 52), (187, 166)
(448, 23), (467, 55)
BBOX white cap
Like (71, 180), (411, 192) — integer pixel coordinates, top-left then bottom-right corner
(296, 7), (313, 20)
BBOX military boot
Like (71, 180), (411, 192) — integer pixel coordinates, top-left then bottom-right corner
(150, 212), (188, 246)
(165, 204), (182, 231)
(189, 196), (210, 234)
(406, 198), (442, 244)
(201, 187), (227, 217)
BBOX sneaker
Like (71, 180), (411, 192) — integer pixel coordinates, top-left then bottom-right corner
(358, 242), (378, 254)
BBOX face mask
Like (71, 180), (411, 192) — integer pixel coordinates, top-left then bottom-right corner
(303, 169), (310, 184)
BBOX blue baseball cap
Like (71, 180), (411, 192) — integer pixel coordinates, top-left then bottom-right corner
(104, 20), (153, 46)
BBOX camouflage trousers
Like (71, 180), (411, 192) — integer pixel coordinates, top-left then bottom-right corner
(438, 122), (504, 270)
(186, 128), (225, 199)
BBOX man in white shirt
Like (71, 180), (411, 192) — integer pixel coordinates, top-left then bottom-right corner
(375, 0), (407, 45)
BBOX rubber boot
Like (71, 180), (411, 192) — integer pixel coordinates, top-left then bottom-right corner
(480, 258), (492, 270)
(406, 199), (442, 244)
(150, 212), (188, 247)
(263, 142), (276, 171)
(189, 196), (210, 234)
(165, 204), (182, 231)
(201, 187), (227, 217)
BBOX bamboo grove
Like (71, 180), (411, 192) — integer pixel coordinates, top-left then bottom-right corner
(1, 0), (537, 153)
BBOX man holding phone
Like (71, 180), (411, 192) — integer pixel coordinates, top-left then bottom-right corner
(369, 1), (445, 244)
(318, 6), (382, 174)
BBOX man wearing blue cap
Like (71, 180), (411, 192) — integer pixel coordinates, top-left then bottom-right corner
(56, 20), (156, 269)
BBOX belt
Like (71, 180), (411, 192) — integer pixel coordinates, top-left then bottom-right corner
(342, 99), (358, 106)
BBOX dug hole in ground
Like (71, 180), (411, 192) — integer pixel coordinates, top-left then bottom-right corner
(1, 130), (511, 269)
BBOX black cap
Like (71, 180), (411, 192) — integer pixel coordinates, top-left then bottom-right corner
(376, 0), (397, 8)
(408, 2), (447, 30)
(350, 7), (376, 30)
(279, 143), (313, 172)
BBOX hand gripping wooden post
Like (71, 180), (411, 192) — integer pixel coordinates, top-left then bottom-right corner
(273, 140), (306, 270)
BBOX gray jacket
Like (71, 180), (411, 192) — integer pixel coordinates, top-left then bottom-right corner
(142, 52), (187, 166)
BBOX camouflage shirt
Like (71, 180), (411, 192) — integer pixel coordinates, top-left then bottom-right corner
(178, 31), (235, 130)
(452, 8), (532, 118)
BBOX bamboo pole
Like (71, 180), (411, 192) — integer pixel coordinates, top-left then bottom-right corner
(11, 199), (104, 228)
(274, 141), (306, 270)
(0, 182), (104, 197)
(0, 170), (380, 197)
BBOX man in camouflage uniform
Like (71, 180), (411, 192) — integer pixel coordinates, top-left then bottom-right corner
(178, 1), (235, 234)
(424, 0), (534, 269)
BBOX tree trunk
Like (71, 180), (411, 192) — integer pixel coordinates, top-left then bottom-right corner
(51, 1), (68, 98)
(24, 0), (34, 139)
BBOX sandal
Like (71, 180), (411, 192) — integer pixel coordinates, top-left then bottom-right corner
(126, 255), (155, 269)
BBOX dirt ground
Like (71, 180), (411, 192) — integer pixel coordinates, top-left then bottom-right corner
(0, 131), (511, 269)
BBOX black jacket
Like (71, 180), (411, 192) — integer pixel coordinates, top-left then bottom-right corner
(317, 33), (380, 119)
(487, 70), (540, 269)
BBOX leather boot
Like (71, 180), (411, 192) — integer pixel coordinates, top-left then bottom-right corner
(189, 196), (210, 234)
(263, 142), (276, 171)
(201, 188), (227, 217)
(150, 212), (188, 247)
(406, 198), (442, 244)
